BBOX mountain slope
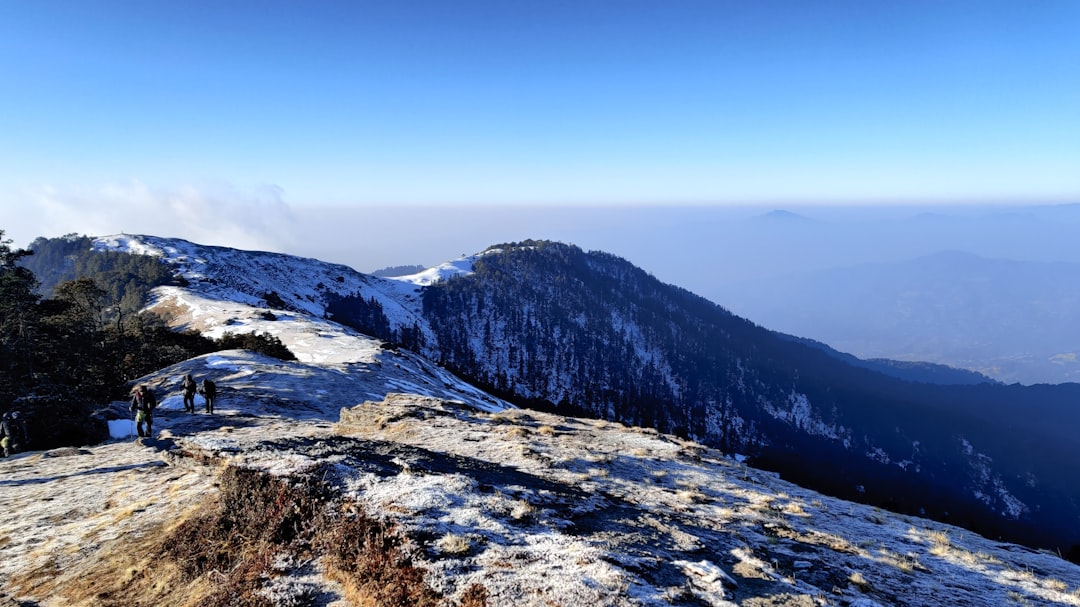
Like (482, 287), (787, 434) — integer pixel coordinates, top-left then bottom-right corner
(5, 384), (1080, 607)
(93, 235), (1080, 559)
(398, 241), (1080, 557)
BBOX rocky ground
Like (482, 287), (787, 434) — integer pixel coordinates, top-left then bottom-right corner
(3, 378), (1080, 606)
(3, 263), (1079, 606)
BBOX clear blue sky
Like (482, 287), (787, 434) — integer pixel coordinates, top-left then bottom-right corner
(1, 1), (1079, 251)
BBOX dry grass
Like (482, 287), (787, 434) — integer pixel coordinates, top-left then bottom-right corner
(927, 529), (951, 553)
(865, 509), (888, 525)
(490, 409), (532, 424)
(1045, 578), (1069, 592)
(510, 499), (537, 521)
(925, 529), (1002, 567)
(782, 501), (810, 517)
(585, 452), (615, 464)
(536, 425), (556, 436)
(502, 426), (528, 439)
(23, 463), (483, 607)
(878, 548), (926, 573)
(436, 533), (474, 556)
(459, 583), (490, 607)
(848, 571), (872, 591)
(676, 488), (708, 504)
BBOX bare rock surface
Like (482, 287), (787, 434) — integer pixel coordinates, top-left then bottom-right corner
(6, 379), (1078, 606)
(3, 254), (1079, 606)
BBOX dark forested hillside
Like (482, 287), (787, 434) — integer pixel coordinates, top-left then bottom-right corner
(415, 241), (1080, 559)
(0, 232), (295, 452)
(22, 234), (176, 314)
(10, 233), (1080, 561)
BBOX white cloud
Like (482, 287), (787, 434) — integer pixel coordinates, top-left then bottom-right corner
(14, 180), (298, 253)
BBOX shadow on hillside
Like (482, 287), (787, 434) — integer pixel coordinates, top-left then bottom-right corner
(153, 410), (271, 434)
(213, 431), (1080, 606)
(0, 461), (168, 488)
(266, 435), (591, 502)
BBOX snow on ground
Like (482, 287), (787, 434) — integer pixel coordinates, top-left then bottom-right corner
(5, 375), (1080, 606)
(149, 286), (384, 366)
(328, 396), (1080, 607)
(143, 281), (509, 413)
(389, 254), (479, 287)
(4, 234), (1076, 606)
(95, 234), (433, 339)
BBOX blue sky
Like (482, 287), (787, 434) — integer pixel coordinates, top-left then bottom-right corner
(1, 1), (1079, 260)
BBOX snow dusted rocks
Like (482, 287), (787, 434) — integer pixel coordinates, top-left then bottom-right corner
(329, 394), (1080, 607)
(3, 389), (1080, 606)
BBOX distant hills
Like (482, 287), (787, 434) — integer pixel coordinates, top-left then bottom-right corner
(714, 250), (1080, 385)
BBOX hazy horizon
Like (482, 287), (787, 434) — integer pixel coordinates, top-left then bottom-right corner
(3, 2), (1078, 251)
(4, 2), (1079, 382)
(9, 199), (1080, 302)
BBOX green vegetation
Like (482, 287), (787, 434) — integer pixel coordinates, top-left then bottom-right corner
(216, 331), (296, 362)
(0, 231), (295, 451)
(23, 233), (178, 316)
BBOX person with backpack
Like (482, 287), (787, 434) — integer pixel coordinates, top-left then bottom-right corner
(1, 411), (28, 457)
(181, 373), (197, 414)
(129, 385), (158, 438)
(199, 378), (217, 414)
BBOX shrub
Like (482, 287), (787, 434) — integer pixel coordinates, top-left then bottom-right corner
(216, 332), (296, 361)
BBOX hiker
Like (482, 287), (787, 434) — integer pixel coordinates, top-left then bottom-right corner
(1, 411), (27, 457)
(129, 385), (157, 438)
(199, 378), (217, 414)
(181, 373), (197, 413)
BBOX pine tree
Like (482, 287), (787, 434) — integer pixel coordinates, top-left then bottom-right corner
(0, 231), (42, 402)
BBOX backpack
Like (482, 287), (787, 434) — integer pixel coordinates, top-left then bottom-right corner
(201, 379), (216, 397)
(131, 389), (156, 412)
(2, 414), (26, 448)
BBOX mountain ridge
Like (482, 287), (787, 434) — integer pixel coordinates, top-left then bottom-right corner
(92, 235), (1080, 558)
(3, 232), (1080, 606)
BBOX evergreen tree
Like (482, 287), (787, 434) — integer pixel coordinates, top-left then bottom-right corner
(0, 231), (41, 403)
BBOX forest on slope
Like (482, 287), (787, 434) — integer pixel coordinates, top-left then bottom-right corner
(332, 241), (1080, 561)
(0, 232), (293, 450)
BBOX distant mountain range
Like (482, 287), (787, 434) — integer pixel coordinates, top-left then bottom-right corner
(714, 250), (1080, 385)
(67, 235), (1080, 560)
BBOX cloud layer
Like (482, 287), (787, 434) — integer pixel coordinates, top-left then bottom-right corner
(10, 181), (297, 254)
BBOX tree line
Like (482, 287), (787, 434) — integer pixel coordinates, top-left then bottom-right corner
(0, 232), (293, 450)
(415, 240), (1080, 561)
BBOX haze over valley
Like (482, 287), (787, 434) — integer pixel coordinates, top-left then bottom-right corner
(3, 2), (1079, 605)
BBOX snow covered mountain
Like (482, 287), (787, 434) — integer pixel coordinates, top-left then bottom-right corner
(3, 233), (1080, 606)
(95, 235), (1080, 558)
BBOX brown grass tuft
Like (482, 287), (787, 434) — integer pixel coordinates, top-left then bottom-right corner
(40, 463), (455, 607)
(316, 511), (442, 607)
(459, 583), (489, 607)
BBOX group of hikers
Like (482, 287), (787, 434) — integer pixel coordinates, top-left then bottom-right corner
(181, 373), (217, 415)
(1, 374), (221, 456)
(129, 374), (217, 438)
